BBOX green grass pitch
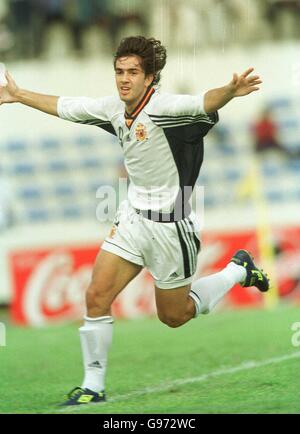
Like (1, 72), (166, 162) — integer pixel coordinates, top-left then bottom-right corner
(1, 304), (300, 414)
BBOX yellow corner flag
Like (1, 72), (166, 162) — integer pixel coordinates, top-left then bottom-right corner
(237, 154), (279, 308)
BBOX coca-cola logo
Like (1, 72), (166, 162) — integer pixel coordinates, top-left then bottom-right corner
(23, 251), (91, 326)
(10, 246), (157, 326)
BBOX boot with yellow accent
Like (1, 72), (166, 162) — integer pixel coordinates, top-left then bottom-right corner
(60, 387), (106, 406)
(231, 249), (270, 292)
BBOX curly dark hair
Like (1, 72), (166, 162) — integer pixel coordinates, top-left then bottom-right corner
(114, 36), (167, 85)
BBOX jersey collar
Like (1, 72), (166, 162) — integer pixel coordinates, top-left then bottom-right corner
(124, 86), (155, 129)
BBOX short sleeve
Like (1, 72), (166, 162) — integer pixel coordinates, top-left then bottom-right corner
(147, 93), (207, 117)
(147, 92), (218, 129)
(57, 96), (110, 123)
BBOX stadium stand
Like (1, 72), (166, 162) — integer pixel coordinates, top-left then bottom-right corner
(1, 130), (120, 224)
(1, 94), (299, 227)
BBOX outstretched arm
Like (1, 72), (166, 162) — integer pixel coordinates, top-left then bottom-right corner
(0, 71), (59, 116)
(204, 67), (262, 114)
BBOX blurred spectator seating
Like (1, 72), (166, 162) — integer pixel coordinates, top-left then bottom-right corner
(3, 0), (300, 60)
(4, 0), (148, 59)
(1, 97), (300, 225)
(265, 0), (300, 39)
(251, 108), (291, 156)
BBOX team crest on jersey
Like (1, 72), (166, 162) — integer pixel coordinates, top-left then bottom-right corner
(135, 123), (148, 141)
(109, 225), (117, 239)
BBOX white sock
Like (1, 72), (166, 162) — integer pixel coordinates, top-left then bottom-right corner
(189, 262), (246, 316)
(79, 315), (114, 393)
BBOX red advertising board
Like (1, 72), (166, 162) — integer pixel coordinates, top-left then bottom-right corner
(9, 227), (300, 326)
(9, 245), (156, 326)
(10, 247), (97, 325)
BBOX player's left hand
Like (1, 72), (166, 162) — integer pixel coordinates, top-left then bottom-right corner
(229, 68), (262, 97)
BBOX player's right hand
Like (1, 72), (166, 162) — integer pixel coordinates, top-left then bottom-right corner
(0, 71), (20, 105)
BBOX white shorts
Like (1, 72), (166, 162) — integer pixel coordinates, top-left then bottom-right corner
(101, 200), (201, 289)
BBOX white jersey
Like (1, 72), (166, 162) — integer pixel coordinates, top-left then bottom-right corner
(57, 87), (218, 221)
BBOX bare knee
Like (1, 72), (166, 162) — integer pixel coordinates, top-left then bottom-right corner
(157, 312), (184, 328)
(86, 282), (114, 316)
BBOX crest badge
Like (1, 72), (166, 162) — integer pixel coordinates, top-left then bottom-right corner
(135, 123), (148, 142)
(109, 225), (117, 239)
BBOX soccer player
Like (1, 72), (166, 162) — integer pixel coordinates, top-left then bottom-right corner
(0, 36), (268, 406)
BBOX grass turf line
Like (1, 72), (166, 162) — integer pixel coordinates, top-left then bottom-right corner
(0, 304), (299, 414)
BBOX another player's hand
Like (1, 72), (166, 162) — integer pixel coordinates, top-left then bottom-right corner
(229, 68), (262, 97)
(0, 71), (20, 105)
